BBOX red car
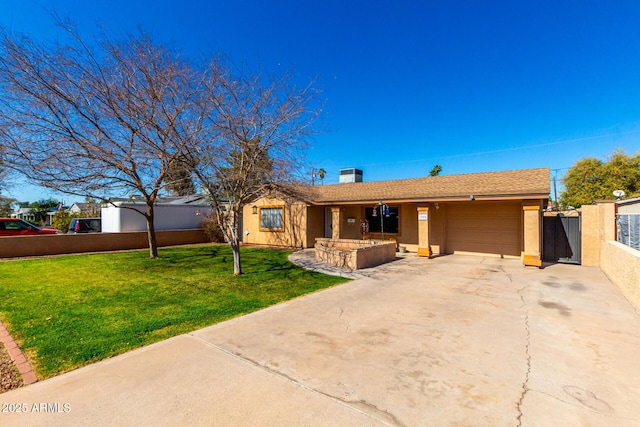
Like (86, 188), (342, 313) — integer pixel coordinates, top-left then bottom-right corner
(0, 218), (61, 236)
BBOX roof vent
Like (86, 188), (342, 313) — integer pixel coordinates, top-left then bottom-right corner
(339, 168), (363, 184)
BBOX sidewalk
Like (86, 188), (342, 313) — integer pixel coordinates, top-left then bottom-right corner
(0, 333), (385, 426)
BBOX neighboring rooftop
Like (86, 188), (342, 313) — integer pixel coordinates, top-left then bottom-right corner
(617, 195), (640, 206)
(293, 168), (550, 205)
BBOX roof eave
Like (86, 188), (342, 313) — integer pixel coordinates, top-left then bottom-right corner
(309, 193), (550, 206)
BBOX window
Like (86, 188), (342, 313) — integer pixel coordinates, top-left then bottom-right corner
(259, 207), (284, 231)
(5, 220), (30, 231)
(365, 206), (399, 233)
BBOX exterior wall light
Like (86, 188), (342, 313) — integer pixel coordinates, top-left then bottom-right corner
(252, 205), (258, 214)
(470, 195), (475, 201)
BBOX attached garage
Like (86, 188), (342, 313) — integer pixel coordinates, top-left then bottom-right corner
(445, 202), (522, 257)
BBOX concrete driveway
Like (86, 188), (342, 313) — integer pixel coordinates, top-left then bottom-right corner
(1, 254), (639, 426)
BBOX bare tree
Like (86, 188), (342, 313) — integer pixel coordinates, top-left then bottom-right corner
(191, 63), (321, 275)
(0, 23), (214, 258)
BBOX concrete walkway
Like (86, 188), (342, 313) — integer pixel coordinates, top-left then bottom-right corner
(1, 254), (640, 426)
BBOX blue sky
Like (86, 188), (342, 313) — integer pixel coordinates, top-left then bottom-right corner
(2, 0), (640, 203)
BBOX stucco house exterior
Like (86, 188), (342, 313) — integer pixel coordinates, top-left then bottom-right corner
(242, 168), (550, 266)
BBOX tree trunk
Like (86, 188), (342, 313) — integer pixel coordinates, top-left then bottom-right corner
(146, 203), (159, 259)
(231, 242), (242, 276)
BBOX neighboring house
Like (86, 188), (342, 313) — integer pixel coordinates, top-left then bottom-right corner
(242, 168), (550, 266)
(69, 202), (102, 216)
(10, 207), (35, 222)
(45, 206), (66, 226)
(11, 206), (65, 226)
(101, 195), (212, 232)
(617, 196), (640, 250)
(617, 195), (640, 214)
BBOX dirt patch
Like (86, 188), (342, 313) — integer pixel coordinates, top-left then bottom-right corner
(0, 343), (23, 393)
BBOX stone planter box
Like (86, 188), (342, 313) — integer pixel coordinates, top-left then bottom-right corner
(314, 238), (397, 270)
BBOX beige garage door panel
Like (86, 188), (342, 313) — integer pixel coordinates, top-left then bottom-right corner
(446, 203), (521, 257)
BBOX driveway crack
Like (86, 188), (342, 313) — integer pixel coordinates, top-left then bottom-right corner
(190, 334), (399, 426)
(516, 283), (532, 427)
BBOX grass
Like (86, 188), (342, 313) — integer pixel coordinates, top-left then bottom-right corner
(0, 245), (349, 378)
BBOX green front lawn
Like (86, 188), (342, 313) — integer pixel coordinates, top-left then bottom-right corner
(0, 245), (348, 378)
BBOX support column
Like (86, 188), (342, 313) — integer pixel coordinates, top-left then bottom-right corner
(331, 207), (341, 240)
(522, 201), (542, 267)
(417, 206), (432, 257)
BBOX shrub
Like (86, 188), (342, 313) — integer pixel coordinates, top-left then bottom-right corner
(201, 213), (226, 243)
(52, 211), (91, 232)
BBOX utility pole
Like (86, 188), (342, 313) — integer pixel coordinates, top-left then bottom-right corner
(552, 169), (559, 212)
(311, 167), (315, 186)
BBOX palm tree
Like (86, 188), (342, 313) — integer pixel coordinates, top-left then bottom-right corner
(317, 168), (326, 185)
(430, 164), (442, 176)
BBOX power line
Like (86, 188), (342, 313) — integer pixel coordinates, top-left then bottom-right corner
(354, 129), (640, 168)
(312, 129), (639, 184)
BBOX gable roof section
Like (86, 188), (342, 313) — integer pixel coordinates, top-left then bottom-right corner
(294, 168), (550, 205)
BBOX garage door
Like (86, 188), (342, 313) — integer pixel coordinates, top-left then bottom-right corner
(445, 202), (521, 257)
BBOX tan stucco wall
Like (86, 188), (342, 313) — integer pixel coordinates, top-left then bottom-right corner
(427, 203), (446, 255)
(305, 206), (326, 247)
(581, 201), (639, 312)
(417, 206), (431, 257)
(600, 241), (640, 312)
(581, 205), (600, 267)
(339, 205), (363, 240)
(522, 200), (542, 266)
(0, 229), (208, 258)
(314, 238), (396, 270)
(398, 203), (419, 246)
(242, 197), (309, 248)
(600, 202), (617, 241)
(581, 203), (617, 267)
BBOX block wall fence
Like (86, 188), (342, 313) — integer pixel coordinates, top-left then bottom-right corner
(582, 202), (640, 312)
(0, 229), (208, 259)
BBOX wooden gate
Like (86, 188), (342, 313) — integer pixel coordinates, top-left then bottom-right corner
(543, 213), (581, 264)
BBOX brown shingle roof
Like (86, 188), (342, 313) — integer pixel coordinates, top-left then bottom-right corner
(293, 168), (550, 204)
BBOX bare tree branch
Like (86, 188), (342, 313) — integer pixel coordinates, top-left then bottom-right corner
(0, 24), (217, 258)
(192, 61), (322, 275)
